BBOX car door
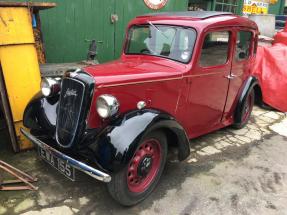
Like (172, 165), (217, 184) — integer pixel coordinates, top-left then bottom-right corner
(183, 29), (235, 137)
(222, 28), (255, 122)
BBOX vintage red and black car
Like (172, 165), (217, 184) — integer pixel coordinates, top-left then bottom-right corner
(22, 11), (260, 205)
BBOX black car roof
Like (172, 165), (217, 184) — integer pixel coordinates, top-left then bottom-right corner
(138, 11), (234, 19)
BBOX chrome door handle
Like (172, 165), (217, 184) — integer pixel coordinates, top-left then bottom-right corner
(225, 75), (234, 79)
(225, 73), (237, 80)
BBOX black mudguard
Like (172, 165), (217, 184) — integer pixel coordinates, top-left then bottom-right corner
(85, 109), (190, 173)
(23, 94), (190, 174)
(234, 76), (258, 124)
(23, 92), (59, 135)
(23, 70), (94, 139)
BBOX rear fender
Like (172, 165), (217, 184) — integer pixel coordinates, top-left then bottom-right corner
(234, 76), (258, 124)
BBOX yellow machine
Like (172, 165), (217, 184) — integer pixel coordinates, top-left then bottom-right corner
(0, 2), (55, 151)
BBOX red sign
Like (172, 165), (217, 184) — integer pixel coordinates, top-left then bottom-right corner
(144, 0), (168, 10)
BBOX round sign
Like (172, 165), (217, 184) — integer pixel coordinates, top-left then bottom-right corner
(144, 0), (168, 10)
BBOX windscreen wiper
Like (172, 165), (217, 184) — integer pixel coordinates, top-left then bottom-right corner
(148, 21), (168, 39)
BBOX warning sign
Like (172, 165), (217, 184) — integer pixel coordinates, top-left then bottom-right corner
(243, 0), (269, 14)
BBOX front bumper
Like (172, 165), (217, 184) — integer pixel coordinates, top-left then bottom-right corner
(20, 128), (111, 183)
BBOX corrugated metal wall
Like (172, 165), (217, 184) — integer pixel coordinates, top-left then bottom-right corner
(5, 0), (188, 63)
(39, 0), (115, 63)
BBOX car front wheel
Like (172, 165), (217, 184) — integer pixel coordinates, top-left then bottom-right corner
(107, 131), (167, 206)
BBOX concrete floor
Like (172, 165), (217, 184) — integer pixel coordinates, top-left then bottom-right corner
(0, 106), (286, 215)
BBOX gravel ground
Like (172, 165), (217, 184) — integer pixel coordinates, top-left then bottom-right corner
(0, 106), (286, 215)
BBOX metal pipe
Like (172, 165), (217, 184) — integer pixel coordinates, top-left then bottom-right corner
(0, 164), (38, 190)
(0, 160), (37, 182)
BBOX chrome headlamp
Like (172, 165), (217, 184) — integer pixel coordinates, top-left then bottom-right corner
(41, 78), (60, 97)
(96, 95), (119, 119)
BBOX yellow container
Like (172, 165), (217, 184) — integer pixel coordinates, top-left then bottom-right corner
(0, 7), (41, 150)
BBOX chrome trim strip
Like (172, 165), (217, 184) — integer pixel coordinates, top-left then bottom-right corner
(97, 72), (222, 88)
(97, 76), (182, 88)
(20, 128), (111, 183)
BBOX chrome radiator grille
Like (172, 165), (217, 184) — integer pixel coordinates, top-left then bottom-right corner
(56, 78), (85, 147)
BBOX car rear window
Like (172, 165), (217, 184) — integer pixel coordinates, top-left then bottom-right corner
(200, 31), (230, 67)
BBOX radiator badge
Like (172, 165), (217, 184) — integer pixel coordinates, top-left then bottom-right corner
(64, 88), (78, 98)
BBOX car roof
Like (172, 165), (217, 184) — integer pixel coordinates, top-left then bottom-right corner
(138, 11), (233, 19)
(131, 11), (258, 31)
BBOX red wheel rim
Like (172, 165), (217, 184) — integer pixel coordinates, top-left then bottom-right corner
(242, 93), (252, 123)
(127, 139), (162, 193)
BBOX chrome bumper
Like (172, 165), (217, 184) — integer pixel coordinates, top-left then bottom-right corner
(20, 128), (111, 183)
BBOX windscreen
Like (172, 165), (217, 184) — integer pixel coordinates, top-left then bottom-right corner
(125, 24), (196, 63)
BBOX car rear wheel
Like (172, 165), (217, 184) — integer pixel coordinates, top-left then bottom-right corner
(107, 131), (167, 206)
(233, 89), (255, 129)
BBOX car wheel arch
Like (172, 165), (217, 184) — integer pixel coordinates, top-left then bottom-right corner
(253, 83), (263, 106)
(94, 109), (190, 173)
(234, 76), (258, 125)
(146, 122), (190, 162)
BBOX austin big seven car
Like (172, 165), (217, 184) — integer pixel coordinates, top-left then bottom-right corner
(21, 11), (261, 205)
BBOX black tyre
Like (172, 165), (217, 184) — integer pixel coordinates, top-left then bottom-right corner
(233, 89), (255, 129)
(107, 131), (167, 206)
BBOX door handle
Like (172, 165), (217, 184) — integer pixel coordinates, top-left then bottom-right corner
(225, 73), (237, 80)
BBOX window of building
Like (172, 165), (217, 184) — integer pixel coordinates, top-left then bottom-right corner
(236, 31), (253, 61)
(200, 31), (230, 67)
(215, 0), (238, 13)
(188, 2), (209, 11)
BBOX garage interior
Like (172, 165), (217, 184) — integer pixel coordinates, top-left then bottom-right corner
(0, 103), (11, 152)
(0, 68), (13, 153)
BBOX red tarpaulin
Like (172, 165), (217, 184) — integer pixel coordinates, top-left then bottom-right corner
(252, 43), (287, 112)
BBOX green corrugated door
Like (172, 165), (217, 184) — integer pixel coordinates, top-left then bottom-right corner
(41, 0), (187, 63)
(38, 0), (116, 63)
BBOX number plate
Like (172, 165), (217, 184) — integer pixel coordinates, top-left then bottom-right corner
(38, 147), (75, 181)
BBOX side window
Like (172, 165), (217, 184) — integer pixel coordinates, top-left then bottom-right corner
(200, 31), (230, 67)
(236, 31), (252, 61)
